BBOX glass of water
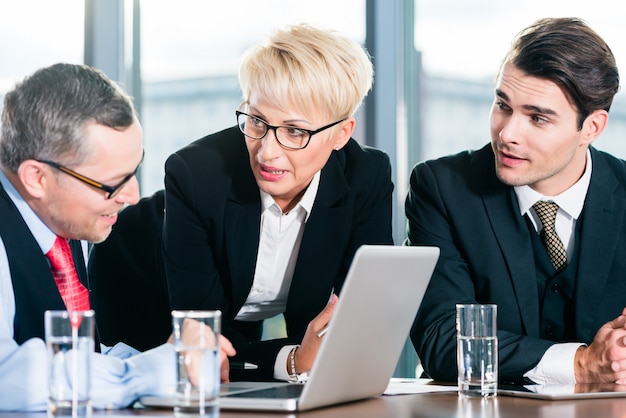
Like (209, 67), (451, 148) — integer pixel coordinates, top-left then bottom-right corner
(45, 310), (95, 417)
(172, 310), (221, 418)
(456, 304), (498, 397)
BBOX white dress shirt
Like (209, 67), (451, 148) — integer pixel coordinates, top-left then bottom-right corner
(0, 171), (176, 411)
(513, 149), (592, 384)
(235, 171), (319, 321)
(234, 172), (321, 381)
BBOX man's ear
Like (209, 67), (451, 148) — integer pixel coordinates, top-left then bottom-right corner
(17, 160), (49, 199)
(581, 109), (608, 147)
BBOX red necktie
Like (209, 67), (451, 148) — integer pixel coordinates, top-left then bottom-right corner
(46, 236), (91, 311)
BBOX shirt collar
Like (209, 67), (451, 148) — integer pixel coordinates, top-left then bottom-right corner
(260, 171), (321, 221)
(0, 169), (57, 253)
(514, 149), (592, 220)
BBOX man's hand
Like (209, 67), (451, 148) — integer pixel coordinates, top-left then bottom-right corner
(575, 307), (626, 383)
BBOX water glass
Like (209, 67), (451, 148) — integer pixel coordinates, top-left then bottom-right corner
(172, 310), (221, 417)
(456, 304), (498, 397)
(45, 310), (95, 417)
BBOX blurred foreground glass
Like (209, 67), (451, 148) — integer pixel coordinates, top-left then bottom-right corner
(456, 304), (498, 397)
(172, 310), (221, 418)
(45, 310), (95, 417)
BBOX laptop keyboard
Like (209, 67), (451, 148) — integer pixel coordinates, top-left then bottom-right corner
(225, 384), (305, 399)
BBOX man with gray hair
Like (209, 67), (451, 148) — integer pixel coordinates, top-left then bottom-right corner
(0, 63), (234, 411)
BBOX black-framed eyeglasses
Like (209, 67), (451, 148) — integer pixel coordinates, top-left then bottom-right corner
(36, 150), (144, 199)
(236, 110), (345, 150)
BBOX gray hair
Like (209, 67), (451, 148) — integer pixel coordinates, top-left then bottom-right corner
(0, 63), (136, 172)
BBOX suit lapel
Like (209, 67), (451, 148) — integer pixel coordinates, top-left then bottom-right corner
(224, 152), (262, 311)
(575, 149), (626, 336)
(286, 155), (350, 317)
(477, 147), (541, 336)
(70, 240), (88, 288)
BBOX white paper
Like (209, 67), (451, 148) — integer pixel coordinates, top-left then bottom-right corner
(384, 378), (459, 395)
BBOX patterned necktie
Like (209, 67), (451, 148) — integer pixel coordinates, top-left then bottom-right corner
(46, 236), (91, 311)
(532, 201), (567, 273)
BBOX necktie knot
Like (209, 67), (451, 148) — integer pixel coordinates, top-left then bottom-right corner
(532, 201), (567, 272)
(533, 200), (558, 230)
(46, 236), (75, 273)
(46, 236), (90, 311)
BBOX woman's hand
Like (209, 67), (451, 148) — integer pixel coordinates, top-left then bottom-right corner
(168, 319), (237, 384)
(288, 294), (338, 374)
(220, 336), (236, 383)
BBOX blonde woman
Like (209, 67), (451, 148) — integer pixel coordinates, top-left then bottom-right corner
(163, 24), (393, 382)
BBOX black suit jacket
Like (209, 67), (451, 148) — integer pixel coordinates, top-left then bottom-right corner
(88, 190), (171, 351)
(406, 144), (626, 383)
(164, 126), (394, 380)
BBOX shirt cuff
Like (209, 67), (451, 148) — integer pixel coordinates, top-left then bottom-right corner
(524, 343), (585, 385)
(89, 342), (176, 409)
(101, 342), (140, 359)
(274, 345), (298, 381)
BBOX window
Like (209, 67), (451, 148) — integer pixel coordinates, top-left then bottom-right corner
(0, 1), (84, 109)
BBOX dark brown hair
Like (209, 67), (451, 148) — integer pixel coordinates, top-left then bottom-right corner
(502, 17), (620, 130)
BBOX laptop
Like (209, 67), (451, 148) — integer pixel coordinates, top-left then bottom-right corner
(140, 245), (439, 412)
(219, 245), (438, 411)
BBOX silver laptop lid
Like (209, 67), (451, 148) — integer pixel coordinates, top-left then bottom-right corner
(219, 245), (439, 412)
(297, 245), (439, 410)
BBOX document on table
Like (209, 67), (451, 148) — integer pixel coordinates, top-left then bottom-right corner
(384, 378), (458, 395)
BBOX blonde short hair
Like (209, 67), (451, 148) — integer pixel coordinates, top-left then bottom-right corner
(238, 24), (373, 120)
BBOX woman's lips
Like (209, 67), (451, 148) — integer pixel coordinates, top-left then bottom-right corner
(259, 164), (288, 181)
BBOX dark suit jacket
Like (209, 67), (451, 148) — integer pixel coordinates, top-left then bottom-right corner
(88, 190), (171, 351)
(406, 144), (626, 383)
(164, 126), (394, 380)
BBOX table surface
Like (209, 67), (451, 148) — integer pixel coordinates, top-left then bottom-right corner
(6, 391), (626, 418)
